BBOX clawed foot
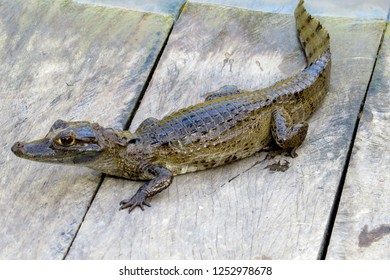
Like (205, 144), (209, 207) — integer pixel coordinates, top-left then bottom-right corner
(119, 192), (151, 213)
(264, 147), (298, 160)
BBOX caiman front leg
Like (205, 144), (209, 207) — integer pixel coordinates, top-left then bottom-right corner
(271, 106), (308, 158)
(119, 164), (173, 213)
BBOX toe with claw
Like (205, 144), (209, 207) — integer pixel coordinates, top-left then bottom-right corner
(119, 191), (151, 213)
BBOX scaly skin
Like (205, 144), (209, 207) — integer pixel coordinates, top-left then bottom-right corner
(12, 0), (331, 212)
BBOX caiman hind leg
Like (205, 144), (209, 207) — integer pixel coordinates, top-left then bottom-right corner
(119, 164), (173, 212)
(204, 85), (245, 101)
(271, 107), (308, 158)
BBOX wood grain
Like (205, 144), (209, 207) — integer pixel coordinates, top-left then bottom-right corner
(66, 3), (385, 259)
(0, 0), (173, 259)
(192, 0), (390, 19)
(326, 24), (390, 260)
(76, 0), (186, 17)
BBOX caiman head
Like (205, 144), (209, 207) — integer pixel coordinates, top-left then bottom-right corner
(12, 119), (154, 179)
(12, 119), (108, 165)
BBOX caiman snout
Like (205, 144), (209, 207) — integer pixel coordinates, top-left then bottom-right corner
(11, 141), (24, 156)
(11, 138), (55, 161)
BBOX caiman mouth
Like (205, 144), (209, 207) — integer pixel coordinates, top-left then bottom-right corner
(11, 139), (100, 164)
(11, 140), (55, 160)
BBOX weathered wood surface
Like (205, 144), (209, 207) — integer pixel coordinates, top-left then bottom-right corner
(192, 0), (390, 19)
(76, 0), (186, 17)
(66, 2), (385, 259)
(326, 24), (390, 259)
(0, 0), (174, 259)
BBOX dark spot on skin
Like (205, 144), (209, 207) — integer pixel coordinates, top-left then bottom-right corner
(315, 22), (322, 32)
(128, 138), (140, 144)
(150, 137), (159, 145)
(358, 224), (390, 247)
(224, 155), (234, 164)
(181, 117), (193, 128)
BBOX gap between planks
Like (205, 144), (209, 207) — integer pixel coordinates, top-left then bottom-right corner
(62, 174), (106, 259)
(318, 19), (389, 260)
(123, 3), (186, 131)
(62, 4), (185, 260)
(123, 23), (176, 131)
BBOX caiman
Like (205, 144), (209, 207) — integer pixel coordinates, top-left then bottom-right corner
(12, 0), (331, 213)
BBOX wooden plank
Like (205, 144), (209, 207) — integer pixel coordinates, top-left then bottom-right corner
(326, 25), (390, 259)
(66, 2), (385, 259)
(0, 0), (173, 259)
(76, 0), (186, 17)
(192, 0), (390, 19)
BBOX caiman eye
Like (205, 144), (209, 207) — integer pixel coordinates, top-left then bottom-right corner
(55, 135), (76, 147)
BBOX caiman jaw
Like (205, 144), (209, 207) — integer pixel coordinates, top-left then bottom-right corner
(11, 138), (100, 164)
(12, 139), (54, 161)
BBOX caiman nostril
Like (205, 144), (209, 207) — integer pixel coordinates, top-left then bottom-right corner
(11, 141), (23, 154)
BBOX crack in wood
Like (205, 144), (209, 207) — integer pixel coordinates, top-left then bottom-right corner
(320, 20), (390, 260)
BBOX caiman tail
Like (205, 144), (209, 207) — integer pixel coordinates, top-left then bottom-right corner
(270, 0), (331, 122)
(295, 0), (330, 65)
